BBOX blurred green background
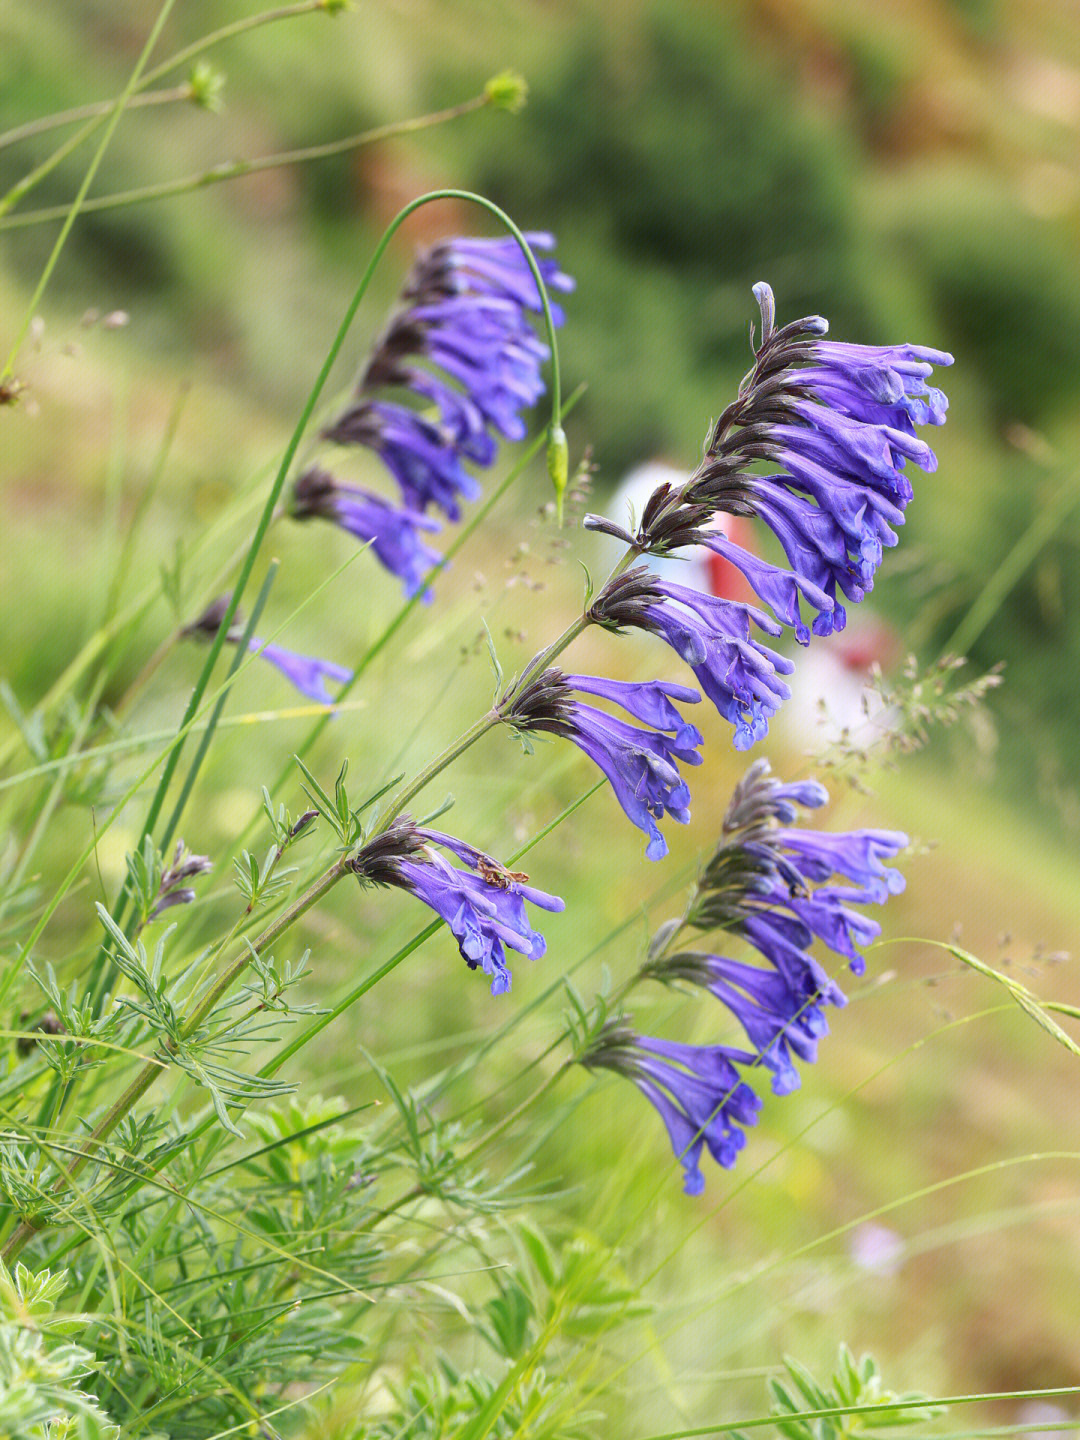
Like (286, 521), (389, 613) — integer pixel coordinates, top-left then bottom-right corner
(2, 0), (1080, 1432)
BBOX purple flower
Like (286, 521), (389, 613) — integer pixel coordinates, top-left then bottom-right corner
(690, 953), (829, 1096)
(618, 282), (952, 645)
(182, 598), (352, 706)
(323, 400), (483, 522)
(588, 569), (795, 749)
(580, 1022), (762, 1195)
(249, 639), (352, 706)
(351, 823), (564, 996)
(299, 233), (573, 594)
(292, 467), (443, 600)
(506, 669), (703, 860)
(769, 827), (907, 904)
(147, 840), (212, 923)
(411, 232), (574, 326)
(627, 761), (910, 1183)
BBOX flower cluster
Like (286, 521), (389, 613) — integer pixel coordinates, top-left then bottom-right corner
(586, 283), (952, 748)
(505, 668), (703, 860)
(147, 840), (213, 923)
(292, 233), (573, 599)
(351, 819), (564, 996)
(580, 761), (908, 1194)
(183, 597), (352, 706)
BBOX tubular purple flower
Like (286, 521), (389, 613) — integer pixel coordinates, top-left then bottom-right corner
(249, 639), (352, 706)
(147, 840), (212, 923)
(506, 669), (703, 861)
(561, 674), (703, 748)
(292, 467), (443, 601)
(351, 823), (564, 996)
(698, 953), (830, 1095)
(770, 827), (908, 902)
(420, 232), (574, 324)
(564, 703), (698, 860)
(589, 570), (795, 748)
(585, 1029), (763, 1195)
(182, 597), (352, 706)
(325, 400), (483, 521)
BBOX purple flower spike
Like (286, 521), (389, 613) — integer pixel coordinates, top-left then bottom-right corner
(250, 639), (352, 706)
(627, 282), (951, 645)
(627, 762), (911, 1187)
(298, 232), (572, 595)
(351, 822), (564, 996)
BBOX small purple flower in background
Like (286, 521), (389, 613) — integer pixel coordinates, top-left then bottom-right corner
(351, 819), (564, 995)
(183, 597), (352, 706)
(579, 1020), (762, 1195)
(585, 282), (952, 714)
(148, 840), (212, 923)
(249, 639), (352, 706)
(292, 233), (573, 596)
(849, 1221), (905, 1276)
(583, 761), (909, 1192)
(505, 668), (703, 860)
(292, 467), (443, 601)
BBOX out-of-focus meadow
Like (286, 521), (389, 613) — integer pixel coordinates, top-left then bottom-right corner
(2, 0), (1080, 1431)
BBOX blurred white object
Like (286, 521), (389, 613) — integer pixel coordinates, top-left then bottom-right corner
(777, 618), (899, 754)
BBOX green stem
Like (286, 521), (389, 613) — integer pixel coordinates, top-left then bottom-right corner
(0, 1), (323, 217)
(0, 0), (179, 378)
(383, 710), (501, 822)
(0, 93), (493, 233)
(0, 855), (348, 1264)
(0, 85), (189, 153)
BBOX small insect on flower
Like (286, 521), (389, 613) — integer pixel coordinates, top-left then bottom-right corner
(476, 857), (531, 889)
(350, 820), (563, 995)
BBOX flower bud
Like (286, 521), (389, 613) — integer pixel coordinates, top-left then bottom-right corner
(546, 423), (569, 525)
(484, 70), (528, 113)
